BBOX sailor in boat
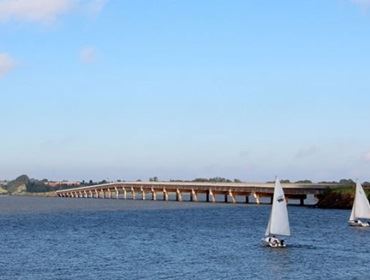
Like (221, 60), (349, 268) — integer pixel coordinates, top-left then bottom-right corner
(266, 235), (285, 247)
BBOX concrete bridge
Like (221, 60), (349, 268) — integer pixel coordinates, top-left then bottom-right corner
(56, 181), (332, 206)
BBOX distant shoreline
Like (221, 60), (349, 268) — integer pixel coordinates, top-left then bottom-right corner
(0, 192), (57, 197)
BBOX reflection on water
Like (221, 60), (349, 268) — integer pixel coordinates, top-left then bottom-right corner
(0, 196), (368, 279)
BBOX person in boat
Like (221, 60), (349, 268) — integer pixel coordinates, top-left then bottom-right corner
(269, 235), (280, 246)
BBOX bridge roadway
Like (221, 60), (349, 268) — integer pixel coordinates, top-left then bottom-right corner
(56, 181), (332, 205)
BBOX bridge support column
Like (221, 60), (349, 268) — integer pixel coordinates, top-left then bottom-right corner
(79, 191), (83, 198)
(102, 189), (106, 198)
(245, 195), (249, 204)
(151, 188), (156, 200)
(253, 192), (260, 204)
(163, 188), (168, 201)
(141, 187), (145, 200)
(115, 187), (119, 199)
(300, 197), (305, 206)
(228, 190), (236, 203)
(191, 189), (198, 202)
(122, 187), (127, 199)
(95, 189), (99, 198)
(131, 187), (136, 200)
(209, 189), (215, 203)
(108, 189), (112, 199)
(176, 189), (182, 202)
(84, 191), (87, 198)
(89, 190), (93, 198)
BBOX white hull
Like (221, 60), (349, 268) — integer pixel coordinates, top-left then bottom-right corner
(348, 220), (370, 227)
(262, 237), (286, 248)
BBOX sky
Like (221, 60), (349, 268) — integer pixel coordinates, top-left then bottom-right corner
(1, 0), (370, 182)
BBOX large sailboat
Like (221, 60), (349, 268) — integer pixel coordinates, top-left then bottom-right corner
(348, 182), (370, 227)
(263, 179), (291, 248)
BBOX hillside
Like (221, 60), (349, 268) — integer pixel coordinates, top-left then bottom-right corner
(1, 175), (54, 194)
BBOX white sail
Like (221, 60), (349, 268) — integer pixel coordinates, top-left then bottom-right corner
(349, 182), (370, 221)
(265, 179), (290, 236)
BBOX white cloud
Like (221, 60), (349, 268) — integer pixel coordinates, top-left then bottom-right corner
(295, 145), (319, 159)
(0, 53), (16, 77)
(0, 0), (108, 24)
(0, 0), (73, 23)
(351, 0), (370, 10)
(364, 151), (370, 162)
(80, 46), (96, 63)
(86, 0), (108, 15)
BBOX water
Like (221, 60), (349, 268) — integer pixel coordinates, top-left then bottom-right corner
(0, 196), (369, 280)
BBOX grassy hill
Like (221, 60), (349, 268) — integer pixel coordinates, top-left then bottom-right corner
(1, 175), (55, 195)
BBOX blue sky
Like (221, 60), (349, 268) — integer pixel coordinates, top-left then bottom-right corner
(1, 0), (370, 182)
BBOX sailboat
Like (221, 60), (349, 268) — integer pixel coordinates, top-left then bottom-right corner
(262, 179), (291, 248)
(348, 182), (370, 227)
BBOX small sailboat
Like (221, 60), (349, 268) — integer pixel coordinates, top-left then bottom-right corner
(348, 182), (370, 227)
(263, 179), (290, 248)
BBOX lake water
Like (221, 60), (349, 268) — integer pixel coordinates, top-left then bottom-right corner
(0, 196), (368, 280)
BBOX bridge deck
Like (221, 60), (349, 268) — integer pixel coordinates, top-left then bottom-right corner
(56, 182), (333, 205)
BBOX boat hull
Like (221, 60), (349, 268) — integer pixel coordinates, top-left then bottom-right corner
(348, 220), (370, 227)
(262, 237), (286, 248)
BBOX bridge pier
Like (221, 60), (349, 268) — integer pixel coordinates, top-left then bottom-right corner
(245, 195), (249, 204)
(163, 188), (168, 201)
(209, 189), (215, 203)
(300, 197), (305, 206)
(131, 187), (136, 200)
(95, 189), (99, 198)
(229, 190), (236, 203)
(122, 187), (127, 199)
(140, 187), (145, 200)
(191, 189), (198, 202)
(253, 192), (260, 204)
(176, 189), (182, 201)
(115, 187), (119, 199)
(151, 187), (156, 200)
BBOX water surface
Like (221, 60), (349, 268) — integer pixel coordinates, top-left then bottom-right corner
(0, 196), (368, 280)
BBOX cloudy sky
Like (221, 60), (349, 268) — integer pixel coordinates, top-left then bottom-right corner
(1, 0), (370, 182)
